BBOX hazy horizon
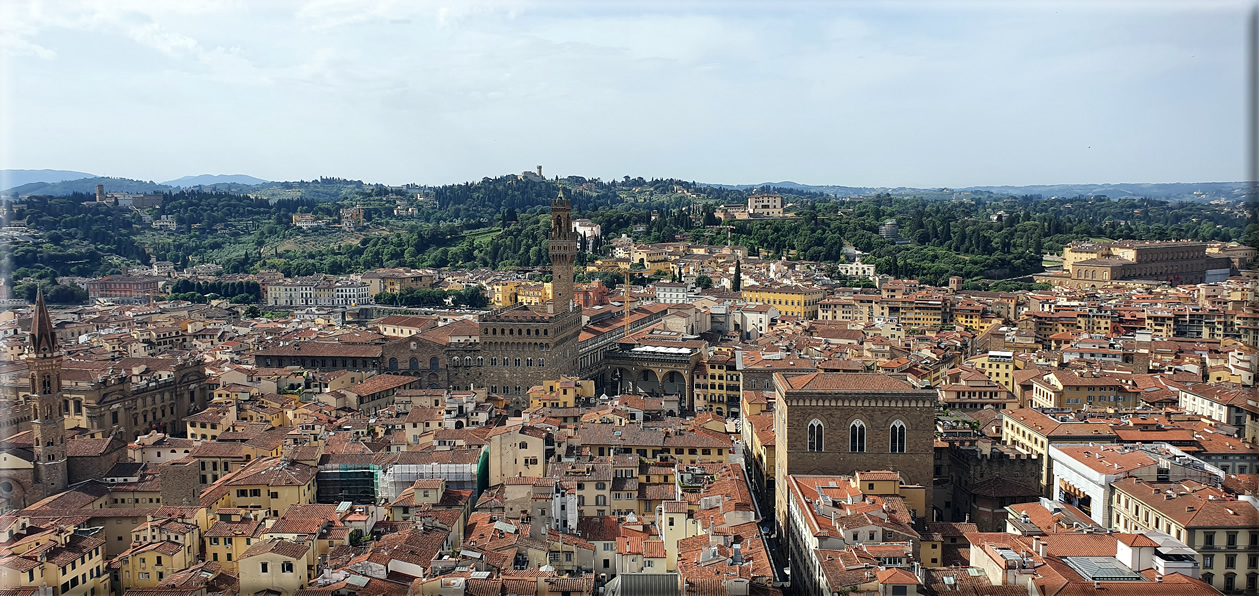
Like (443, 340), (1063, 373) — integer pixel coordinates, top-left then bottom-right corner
(2, 1), (1250, 188)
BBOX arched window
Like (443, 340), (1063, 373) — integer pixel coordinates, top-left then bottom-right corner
(849, 420), (866, 453)
(526, 358), (533, 367)
(889, 420), (906, 453)
(464, 357), (472, 366)
(490, 357), (497, 366)
(429, 357), (439, 370)
(409, 358), (419, 371)
(538, 358), (545, 368)
(807, 419), (824, 452)
(388, 358), (398, 371)
(477, 357), (484, 366)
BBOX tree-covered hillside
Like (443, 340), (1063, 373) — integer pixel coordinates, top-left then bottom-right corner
(5, 174), (1255, 292)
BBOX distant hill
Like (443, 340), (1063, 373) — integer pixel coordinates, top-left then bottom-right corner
(707, 181), (878, 198)
(706, 180), (1249, 202)
(162, 174), (269, 187)
(2, 176), (174, 198)
(959, 181), (1249, 201)
(1, 169), (95, 191)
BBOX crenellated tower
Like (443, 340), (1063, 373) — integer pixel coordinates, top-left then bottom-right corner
(548, 188), (577, 314)
(26, 288), (67, 496)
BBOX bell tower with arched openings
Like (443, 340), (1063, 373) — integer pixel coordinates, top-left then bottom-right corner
(26, 288), (67, 497)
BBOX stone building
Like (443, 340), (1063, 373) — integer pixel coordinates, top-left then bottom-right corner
(452, 190), (582, 409)
(1044, 240), (1235, 288)
(60, 355), (209, 441)
(941, 440), (1041, 531)
(252, 190), (584, 408)
(772, 372), (936, 537)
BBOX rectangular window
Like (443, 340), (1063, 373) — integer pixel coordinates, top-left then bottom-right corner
(260, 562), (269, 573)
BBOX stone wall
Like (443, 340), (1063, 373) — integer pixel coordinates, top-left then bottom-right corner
(773, 388), (935, 532)
(159, 458), (202, 507)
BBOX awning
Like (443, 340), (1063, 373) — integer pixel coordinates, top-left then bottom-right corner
(1059, 479), (1087, 499)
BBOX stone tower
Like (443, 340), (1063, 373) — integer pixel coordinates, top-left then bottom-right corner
(548, 188), (577, 314)
(27, 288), (68, 497)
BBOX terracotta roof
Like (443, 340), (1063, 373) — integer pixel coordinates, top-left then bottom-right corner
(242, 538), (310, 560)
(349, 374), (419, 397)
(66, 437), (123, 457)
(780, 372), (922, 393)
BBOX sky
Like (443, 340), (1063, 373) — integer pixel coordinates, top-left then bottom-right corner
(0, 0), (1251, 188)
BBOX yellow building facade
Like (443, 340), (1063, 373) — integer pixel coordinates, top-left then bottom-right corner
(741, 285), (826, 319)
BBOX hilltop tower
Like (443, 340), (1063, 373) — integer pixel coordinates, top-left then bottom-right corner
(548, 188), (577, 314)
(27, 288), (68, 497)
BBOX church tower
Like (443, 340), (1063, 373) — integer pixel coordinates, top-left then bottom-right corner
(27, 288), (68, 497)
(548, 188), (577, 313)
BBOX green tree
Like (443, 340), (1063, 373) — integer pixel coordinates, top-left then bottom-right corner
(694, 274), (713, 289)
(732, 259), (742, 292)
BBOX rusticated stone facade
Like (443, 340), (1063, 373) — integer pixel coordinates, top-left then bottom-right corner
(772, 372), (936, 536)
(1048, 240), (1235, 288)
(251, 190), (583, 405)
(471, 307), (581, 411)
(436, 190), (581, 407)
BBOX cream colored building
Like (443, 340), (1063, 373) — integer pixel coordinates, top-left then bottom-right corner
(238, 539), (310, 596)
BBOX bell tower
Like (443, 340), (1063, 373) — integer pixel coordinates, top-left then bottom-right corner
(27, 288), (67, 497)
(548, 188), (577, 314)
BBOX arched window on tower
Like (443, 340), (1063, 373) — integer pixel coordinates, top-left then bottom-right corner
(807, 419), (824, 452)
(849, 420), (866, 453)
(429, 357), (439, 370)
(889, 420), (906, 453)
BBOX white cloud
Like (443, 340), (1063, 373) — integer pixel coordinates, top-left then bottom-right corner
(0, 1), (1247, 186)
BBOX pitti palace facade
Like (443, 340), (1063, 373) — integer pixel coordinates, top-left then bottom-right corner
(1038, 240), (1238, 288)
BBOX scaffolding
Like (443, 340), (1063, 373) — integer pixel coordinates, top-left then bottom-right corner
(316, 463), (384, 505)
(380, 462), (478, 501)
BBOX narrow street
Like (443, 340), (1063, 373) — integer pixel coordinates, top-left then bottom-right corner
(731, 437), (790, 591)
